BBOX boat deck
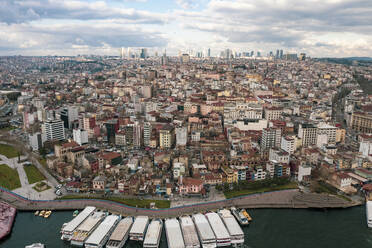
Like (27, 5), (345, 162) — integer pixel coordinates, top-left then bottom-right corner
(0, 202), (16, 240)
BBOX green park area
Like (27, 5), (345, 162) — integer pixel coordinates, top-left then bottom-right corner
(0, 164), (21, 190)
(60, 195), (171, 209)
(0, 144), (20, 158)
(23, 164), (46, 184)
(218, 178), (299, 199)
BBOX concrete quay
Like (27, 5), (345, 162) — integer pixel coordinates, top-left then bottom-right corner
(0, 188), (360, 218)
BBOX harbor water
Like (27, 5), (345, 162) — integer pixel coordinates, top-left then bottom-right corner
(1, 206), (372, 248)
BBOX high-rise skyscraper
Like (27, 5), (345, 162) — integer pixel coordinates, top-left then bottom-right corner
(207, 48), (211, 57)
(42, 119), (66, 141)
(140, 48), (148, 59)
(280, 49), (283, 59)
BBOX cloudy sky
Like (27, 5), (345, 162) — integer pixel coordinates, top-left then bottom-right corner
(1, 0), (372, 57)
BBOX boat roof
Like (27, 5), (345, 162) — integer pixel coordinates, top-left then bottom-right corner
(179, 216), (200, 247)
(218, 210), (243, 236)
(85, 215), (120, 245)
(63, 206), (96, 233)
(165, 218), (185, 248)
(367, 201), (372, 219)
(192, 214), (215, 241)
(77, 211), (105, 232)
(144, 219), (163, 245)
(205, 212), (230, 240)
(130, 216), (149, 234)
(109, 217), (133, 241)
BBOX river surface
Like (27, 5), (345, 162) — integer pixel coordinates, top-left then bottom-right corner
(1, 206), (372, 248)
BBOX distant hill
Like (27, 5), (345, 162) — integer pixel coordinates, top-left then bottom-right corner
(316, 57), (372, 65)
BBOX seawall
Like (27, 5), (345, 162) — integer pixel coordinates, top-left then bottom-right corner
(0, 187), (360, 218)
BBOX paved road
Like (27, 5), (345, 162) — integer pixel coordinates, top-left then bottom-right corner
(0, 188), (359, 219)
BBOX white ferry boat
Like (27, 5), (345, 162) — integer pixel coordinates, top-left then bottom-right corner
(179, 216), (200, 248)
(84, 215), (120, 248)
(61, 206), (96, 241)
(70, 211), (106, 246)
(129, 216), (149, 241)
(143, 219), (163, 248)
(205, 212), (231, 247)
(367, 200), (372, 228)
(192, 214), (216, 248)
(218, 209), (244, 246)
(106, 217), (133, 248)
(165, 218), (185, 248)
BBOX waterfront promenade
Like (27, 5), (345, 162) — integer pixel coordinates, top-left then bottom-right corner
(0, 187), (360, 218)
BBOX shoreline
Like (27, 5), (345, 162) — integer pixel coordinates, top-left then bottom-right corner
(0, 187), (362, 218)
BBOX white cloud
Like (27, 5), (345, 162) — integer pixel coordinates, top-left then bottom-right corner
(0, 0), (372, 56)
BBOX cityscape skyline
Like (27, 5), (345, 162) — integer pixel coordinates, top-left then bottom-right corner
(1, 0), (372, 57)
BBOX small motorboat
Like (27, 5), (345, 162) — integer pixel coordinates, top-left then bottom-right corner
(34, 211), (39, 216)
(44, 210), (52, 218)
(73, 210), (79, 217)
(39, 210), (46, 217)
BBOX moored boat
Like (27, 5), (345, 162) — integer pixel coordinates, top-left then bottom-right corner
(143, 218), (163, 248)
(240, 209), (252, 222)
(192, 213), (216, 248)
(70, 210), (106, 246)
(367, 200), (372, 228)
(61, 206), (96, 241)
(129, 216), (149, 241)
(25, 243), (45, 248)
(218, 209), (244, 246)
(179, 216), (200, 248)
(84, 214), (120, 248)
(106, 216), (133, 248)
(39, 210), (46, 217)
(34, 211), (39, 216)
(230, 207), (248, 226)
(165, 218), (185, 248)
(44, 210), (52, 218)
(205, 212), (231, 247)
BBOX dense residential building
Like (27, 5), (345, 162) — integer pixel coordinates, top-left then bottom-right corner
(351, 112), (372, 133)
(159, 125), (174, 149)
(73, 129), (88, 146)
(298, 123), (317, 147)
(261, 127), (281, 152)
(3, 53), (371, 200)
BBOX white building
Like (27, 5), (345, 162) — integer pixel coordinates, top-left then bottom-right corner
(176, 127), (187, 146)
(68, 106), (79, 129)
(264, 107), (283, 120)
(73, 129), (88, 145)
(254, 166), (266, 180)
(42, 119), (65, 141)
(143, 122), (152, 146)
(359, 139), (372, 157)
(281, 136), (295, 154)
(298, 123), (317, 147)
(173, 162), (186, 179)
(191, 131), (200, 142)
(261, 127), (281, 151)
(298, 164), (312, 182)
(233, 119), (268, 131)
(316, 134), (328, 149)
(317, 123), (337, 144)
(29, 132), (44, 151)
(269, 148), (290, 164)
